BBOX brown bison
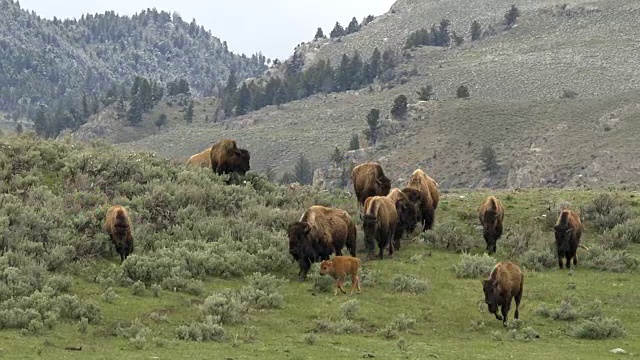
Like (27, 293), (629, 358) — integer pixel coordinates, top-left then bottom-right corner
(104, 205), (134, 263)
(319, 256), (362, 296)
(402, 169), (439, 232)
(478, 196), (504, 254)
(351, 162), (391, 208)
(209, 139), (251, 176)
(482, 261), (524, 327)
(387, 188), (418, 250)
(554, 209), (586, 269)
(362, 196), (398, 260)
(287, 206), (357, 281)
(186, 147), (213, 168)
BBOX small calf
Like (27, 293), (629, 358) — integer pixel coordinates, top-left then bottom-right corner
(319, 256), (362, 296)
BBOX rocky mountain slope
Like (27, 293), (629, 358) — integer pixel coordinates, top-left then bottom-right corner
(76, 0), (640, 189)
(0, 0), (266, 117)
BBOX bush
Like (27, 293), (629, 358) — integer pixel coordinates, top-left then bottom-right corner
(580, 247), (638, 272)
(340, 300), (359, 320)
(360, 268), (382, 288)
(425, 221), (478, 253)
(582, 194), (634, 231)
(391, 274), (429, 294)
(313, 319), (363, 334)
(304, 332), (317, 345)
(536, 296), (602, 321)
(115, 318), (152, 340)
(131, 281), (146, 296)
(457, 85), (470, 99)
(452, 253), (496, 278)
(101, 287), (119, 303)
(569, 317), (625, 339)
(175, 316), (226, 342)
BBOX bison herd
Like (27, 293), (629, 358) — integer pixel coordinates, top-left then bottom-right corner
(103, 139), (592, 327)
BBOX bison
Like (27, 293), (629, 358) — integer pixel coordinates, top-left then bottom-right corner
(362, 196), (398, 260)
(402, 169), (439, 232)
(287, 205), (357, 281)
(186, 147), (213, 168)
(319, 256), (362, 296)
(482, 261), (524, 327)
(104, 205), (134, 263)
(209, 139), (251, 176)
(387, 188), (418, 250)
(351, 162), (391, 208)
(478, 196), (504, 254)
(554, 209), (586, 269)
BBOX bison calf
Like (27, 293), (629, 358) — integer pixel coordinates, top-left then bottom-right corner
(104, 205), (134, 263)
(478, 196), (504, 254)
(482, 261), (523, 327)
(319, 256), (362, 296)
(553, 209), (585, 269)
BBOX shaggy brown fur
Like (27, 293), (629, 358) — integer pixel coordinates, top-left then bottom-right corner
(288, 206), (357, 281)
(386, 188), (418, 250)
(401, 169), (439, 232)
(554, 209), (585, 269)
(478, 196), (505, 254)
(209, 139), (251, 176)
(319, 256), (362, 296)
(351, 162), (391, 208)
(362, 196), (398, 260)
(186, 147), (212, 168)
(482, 261), (524, 326)
(104, 205), (134, 263)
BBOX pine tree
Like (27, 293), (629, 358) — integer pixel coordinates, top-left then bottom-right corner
(391, 95), (408, 119)
(274, 84), (287, 108)
(82, 93), (90, 118)
(366, 108), (381, 145)
(15, 123), (23, 134)
(314, 27), (325, 40)
(348, 51), (364, 89)
(481, 145), (499, 173)
(235, 83), (251, 115)
(504, 5), (520, 28)
(368, 48), (381, 82)
(381, 49), (395, 73)
(346, 17), (359, 34)
(34, 107), (48, 136)
(293, 154), (313, 185)
(184, 100), (194, 123)
(452, 32), (464, 46)
(115, 97), (126, 119)
(330, 22), (346, 39)
(438, 19), (451, 47)
(470, 20), (482, 41)
(457, 85), (470, 99)
(155, 113), (167, 129)
(127, 97), (143, 125)
(336, 54), (352, 91)
(330, 147), (344, 165)
(349, 134), (360, 150)
(417, 86), (434, 101)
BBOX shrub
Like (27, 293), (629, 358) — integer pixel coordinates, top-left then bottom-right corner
(457, 85), (470, 99)
(391, 274), (429, 294)
(115, 318), (152, 340)
(536, 296), (602, 321)
(175, 316), (226, 342)
(360, 269), (382, 288)
(580, 247), (638, 272)
(425, 221), (478, 253)
(78, 317), (89, 334)
(340, 300), (359, 320)
(452, 253), (496, 278)
(519, 246), (557, 271)
(101, 287), (119, 303)
(131, 281), (146, 296)
(313, 319), (363, 334)
(569, 317), (625, 339)
(304, 333), (317, 345)
(151, 284), (162, 297)
(560, 89), (578, 99)
(582, 194), (634, 231)
(200, 292), (250, 325)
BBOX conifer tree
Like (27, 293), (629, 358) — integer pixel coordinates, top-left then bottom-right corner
(504, 5), (520, 28)
(365, 108), (381, 145)
(235, 83), (251, 116)
(330, 22), (346, 38)
(346, 17), (359, 34)
(184, 100), (194, 123)
(470, 20), (482, 41)
(314, 27), (325, 40)
(391, 95), (408, 119)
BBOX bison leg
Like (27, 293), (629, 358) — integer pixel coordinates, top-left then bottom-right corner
(565, 253), (572, 270)
(501, 302), (511, 327)
(515, 290), (523, 320)
(557, 250), (565, 269)
(338, 276), (347, 294)
(572, 251), (578, 268)
(350, 274), (358, 295)
(298, 258), (312, 281)
(494, 311), (503, 321)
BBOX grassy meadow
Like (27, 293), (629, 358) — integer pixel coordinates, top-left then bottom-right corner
(0, 134), (639, 359)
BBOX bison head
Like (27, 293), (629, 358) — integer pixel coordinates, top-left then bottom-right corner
(553, 223), (573, 252)
(481, 279), (499, 316)
(377, 175), (392, 196)
(395, 198), (418, 234)
(319, 260), (333, 276)
(482, 210), (502, 254)
(287, 221), (312, 261)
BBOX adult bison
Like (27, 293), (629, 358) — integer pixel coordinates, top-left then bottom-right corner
(554, 209), (586, 269)
(186, 147), (212, 168)
(351, 162), (391, 208)
(478, 196), (504, 254)
(387, 188), (418, 250)
(482, 261), (524, 327)
(209, 139), (251, 176)
(287, 206), (357, 281)
(104, 205), (134, 263)
(362, 196), (398, 260)
(401, 169), (439, 232)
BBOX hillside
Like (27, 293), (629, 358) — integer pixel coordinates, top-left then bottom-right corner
(0, 0), (266, 118)
(71, 0), (640, 189)
(1, 134), (640, 358)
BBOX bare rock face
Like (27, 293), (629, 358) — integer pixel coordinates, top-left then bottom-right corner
(507, 166), (533, 189)
(312, 166), (344, 190)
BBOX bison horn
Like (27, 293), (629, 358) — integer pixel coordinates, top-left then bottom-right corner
(565, 228), (572, 233)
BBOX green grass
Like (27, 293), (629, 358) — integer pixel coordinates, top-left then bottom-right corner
(1, 135), (639, 359)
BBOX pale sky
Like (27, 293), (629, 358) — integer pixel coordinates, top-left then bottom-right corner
(18, 0), (396, 60)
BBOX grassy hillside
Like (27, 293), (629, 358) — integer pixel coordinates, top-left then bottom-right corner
(78, 0), (640, 188)
(1, 134), (640, 358)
